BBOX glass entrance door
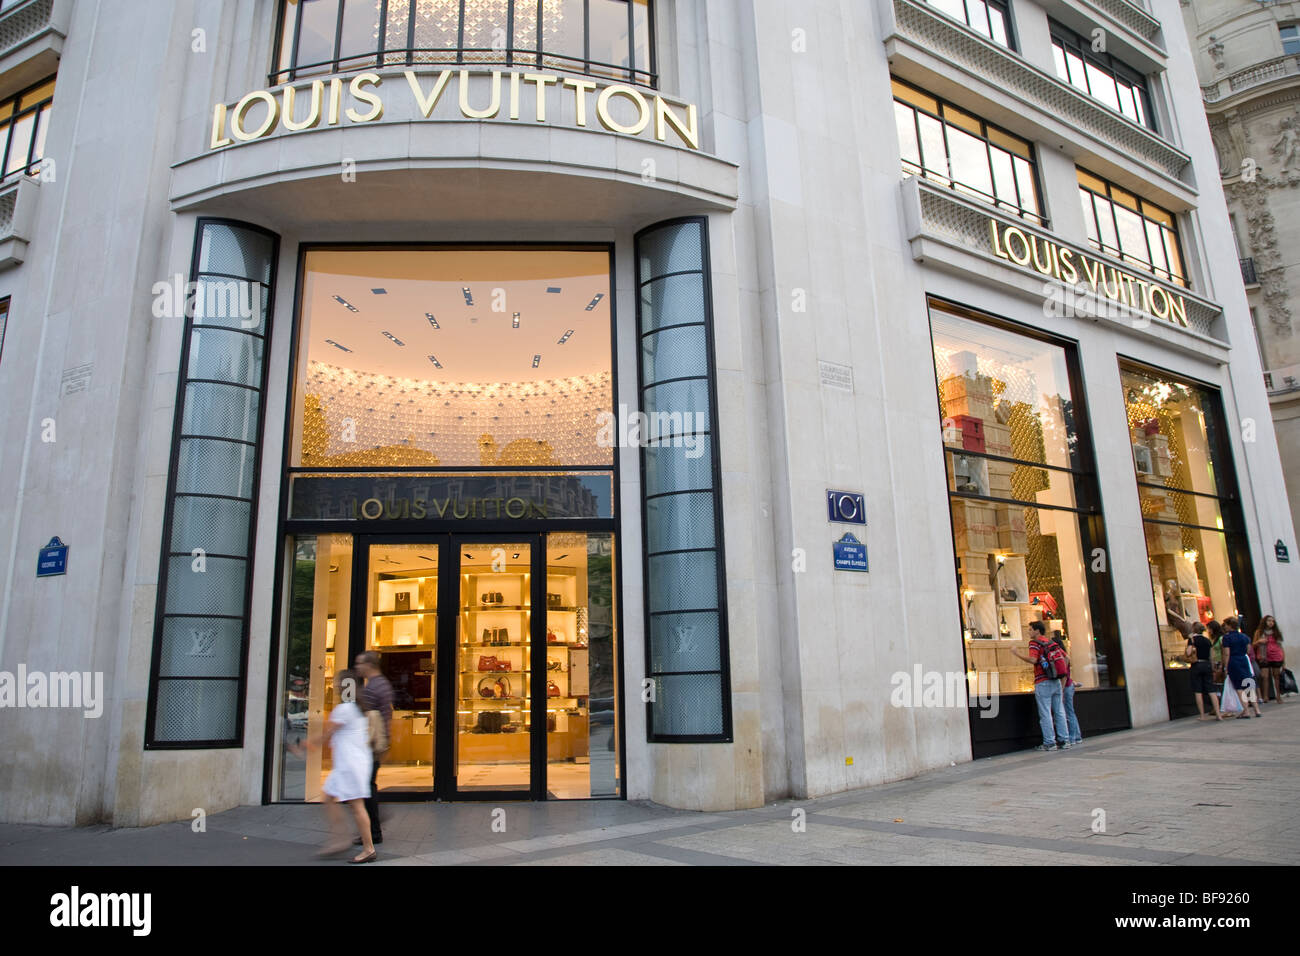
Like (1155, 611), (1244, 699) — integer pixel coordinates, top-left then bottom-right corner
(361, 542), (440, 795)
(448, 540), (539, 797)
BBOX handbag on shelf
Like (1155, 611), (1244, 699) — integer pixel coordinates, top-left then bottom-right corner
(477, 655), (497, 671)
(547, 592), (562, 608)
(547, 680), (562, 698)
(476, 711), (507, 733)
(481, 627), (492, 643)
(495, 627), (509, 645)
(394, 591), (412, 612)
(547, 629), (558, 644)
(999, 587), (1018, 603)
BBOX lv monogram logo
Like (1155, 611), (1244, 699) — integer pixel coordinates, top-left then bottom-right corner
(189, 628), (216, 657)
(673, 624), (697, 655)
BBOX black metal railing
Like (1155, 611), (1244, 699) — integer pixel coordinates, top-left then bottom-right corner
(272, 0), (656, 89)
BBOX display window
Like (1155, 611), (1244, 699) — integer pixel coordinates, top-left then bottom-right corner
(1119, 361), (1258, 671)
(930, 300), (1123, 696)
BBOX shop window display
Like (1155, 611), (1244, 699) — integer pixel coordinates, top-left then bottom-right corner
(931, 303), (1119, 696)
(1119, 362), (1253, 670)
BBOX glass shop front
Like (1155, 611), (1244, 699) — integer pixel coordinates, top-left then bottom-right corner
(269, 246), (622, 801)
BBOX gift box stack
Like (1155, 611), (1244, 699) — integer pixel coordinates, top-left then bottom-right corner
(958, 551), (991, 593)
(952, 499), (999, 552)
(940, 372), (995, 425)
(996, 505), (1028, 553)
(1139, 486), (1182, 553)
(983, 420), (1015, 499)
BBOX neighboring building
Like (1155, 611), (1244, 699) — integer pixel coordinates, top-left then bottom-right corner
(1184, 0), (1300, 541)
(0, 0), (1295, 827)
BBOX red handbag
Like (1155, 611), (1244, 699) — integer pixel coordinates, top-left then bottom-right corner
(478, 655), (497, 671)
(547, 680), (562, 698)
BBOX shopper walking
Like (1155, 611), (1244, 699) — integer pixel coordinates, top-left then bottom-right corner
(289, 669), (376, 863)
(1053, 634), (1083, 745)
(1185, 623), (1221, 720)
(355, 651), (393, 846)
(1013, 621), (1070, 751)
(1252, 616), (1286, 704)
(1222, 617), (1262, 719)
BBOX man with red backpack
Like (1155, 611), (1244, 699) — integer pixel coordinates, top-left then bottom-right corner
(1012, 620), (1071, 752)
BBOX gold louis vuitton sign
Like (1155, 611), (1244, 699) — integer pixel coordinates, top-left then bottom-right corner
(988, 218), (1189, 328)
(210, 70), (700, 151)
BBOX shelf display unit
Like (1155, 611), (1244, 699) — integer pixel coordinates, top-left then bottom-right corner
(369, 564), (437, 770)
(459, 567), (532, 765)
(543, 566), (589, 761)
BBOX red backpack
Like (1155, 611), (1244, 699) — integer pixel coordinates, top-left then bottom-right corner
(1034, 638), (1070, 680)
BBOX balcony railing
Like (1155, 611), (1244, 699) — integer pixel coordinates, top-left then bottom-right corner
(1203, 54), (1300, 104)
(1240, 256), (1258, 286)
(272, 0), (656, 88)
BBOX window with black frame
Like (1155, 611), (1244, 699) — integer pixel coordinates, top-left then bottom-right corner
(0, 76), (54, 183)
(929, 300), (1121, 697)
(1051, 20), (1155, 130)
(893, 78), (1044, 225)
(925, 0), (1013, 48)
(273, 0), (654, 87)
(1077, 167), (1186, 287)
(1119, 361), (1258, 671)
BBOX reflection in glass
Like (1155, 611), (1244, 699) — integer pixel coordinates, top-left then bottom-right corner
(457, 544), (532, 792)
(276, 534), (353, 801)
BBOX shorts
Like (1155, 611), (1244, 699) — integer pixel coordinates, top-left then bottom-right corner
(1189, 661), (1214, 695)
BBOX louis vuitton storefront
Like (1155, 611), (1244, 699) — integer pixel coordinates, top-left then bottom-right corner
(4, 0), (1299, 828)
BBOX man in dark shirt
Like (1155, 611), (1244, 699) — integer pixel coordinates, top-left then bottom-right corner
(355, 651), (393, 845)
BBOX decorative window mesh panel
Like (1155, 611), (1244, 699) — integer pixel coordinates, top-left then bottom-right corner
(635, 218), (731, 741)
(148, 220), (278, 746)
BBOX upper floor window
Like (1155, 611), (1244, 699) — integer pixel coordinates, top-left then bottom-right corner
(1282, 25), (1300, 57)
(273, 0), (654, 88)
(1077, 168), (1186, 286)
(1051, 20), (1154, 131)
(926, 0), (1013, 49)
(0, 76), (54, 184)
(893, 78), (1044, 225)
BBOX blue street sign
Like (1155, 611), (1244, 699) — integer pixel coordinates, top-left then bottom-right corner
(827, 490), (866, 524)
(37, 536), (68, 577)
(833, 532), (868, 572)
(1277, 539), (1290, 563)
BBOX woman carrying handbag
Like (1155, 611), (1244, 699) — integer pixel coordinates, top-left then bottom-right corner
(1253, 615), (1286, 704)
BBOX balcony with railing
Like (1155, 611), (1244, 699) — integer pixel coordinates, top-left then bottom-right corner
(0, 172), (39, 269)
(1202, 53), (1300, 105)
(272, 0), (655, 88)
(0, 0), (68, 93)
(884, 0), (1190, 184)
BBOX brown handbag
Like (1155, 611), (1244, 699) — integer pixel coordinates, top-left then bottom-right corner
(366, 708), (389, 755)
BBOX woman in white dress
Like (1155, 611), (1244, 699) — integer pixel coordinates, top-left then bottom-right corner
(291, 669), (376, 863)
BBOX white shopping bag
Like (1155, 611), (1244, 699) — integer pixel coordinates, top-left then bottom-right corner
(1220, 679), (1243, 716)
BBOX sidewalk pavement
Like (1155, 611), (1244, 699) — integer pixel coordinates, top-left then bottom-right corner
(3, 702), (1297, 866)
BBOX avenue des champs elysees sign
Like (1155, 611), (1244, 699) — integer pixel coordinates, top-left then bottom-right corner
(209, 68), (701, 150)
